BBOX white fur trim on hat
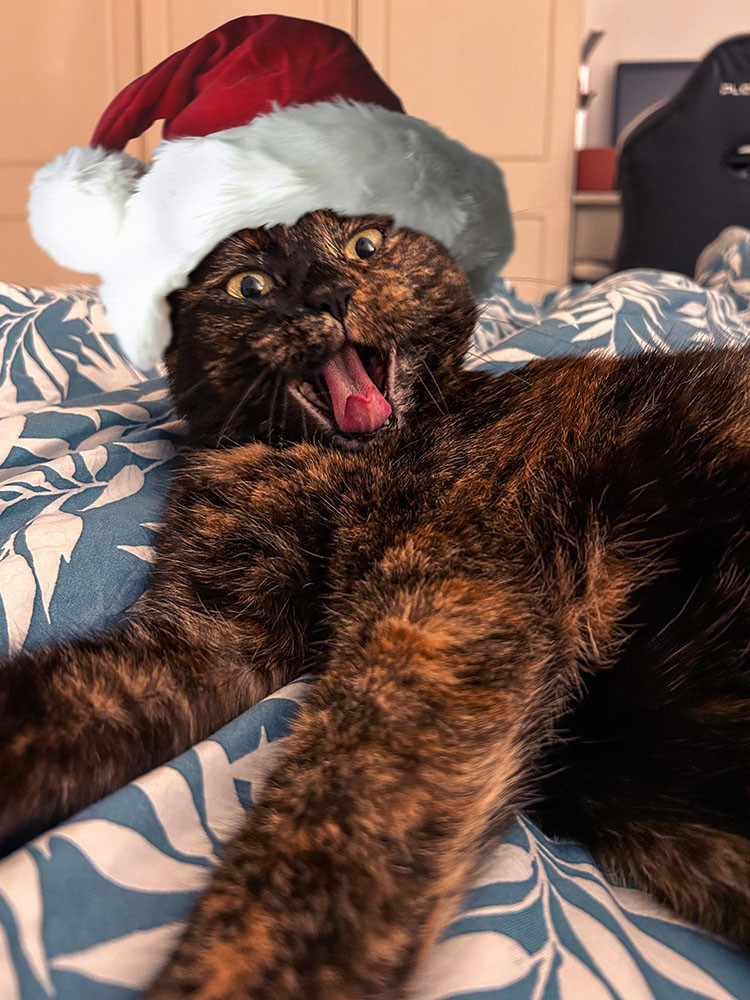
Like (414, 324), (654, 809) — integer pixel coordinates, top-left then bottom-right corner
(29, 146), (146, 275)
(29, 101), (513, 369)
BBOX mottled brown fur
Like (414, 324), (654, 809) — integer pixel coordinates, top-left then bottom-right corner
(0, 211), (749, 998)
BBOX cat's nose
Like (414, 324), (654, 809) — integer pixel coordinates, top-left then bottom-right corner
(307, 284), (354, 323)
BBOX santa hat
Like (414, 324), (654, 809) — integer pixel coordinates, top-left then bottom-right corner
(29, 15), (513, 369)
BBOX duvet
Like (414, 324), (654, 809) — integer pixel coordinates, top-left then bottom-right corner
(1, 227), (750, 1000)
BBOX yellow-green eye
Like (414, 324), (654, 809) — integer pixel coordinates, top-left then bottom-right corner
(226, 271), (274, 299)
(344, 228), (384, 261)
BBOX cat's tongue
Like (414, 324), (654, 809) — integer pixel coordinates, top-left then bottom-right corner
(321, 343), (392, 434)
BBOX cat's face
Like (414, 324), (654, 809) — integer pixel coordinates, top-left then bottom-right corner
(166, 210), (476, 448)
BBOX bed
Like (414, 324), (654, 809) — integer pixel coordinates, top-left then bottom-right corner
(1, 226), (750, 1000)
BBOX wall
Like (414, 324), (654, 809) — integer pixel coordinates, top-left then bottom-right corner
(2, 0), (582, 296)
(583, 0), (749, 147)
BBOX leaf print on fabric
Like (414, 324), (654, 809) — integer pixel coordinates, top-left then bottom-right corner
(0, 848), (53, 997)
(80, 465), (145, 510)
(555, 949), (617, 1000)
(0, 537), (37, 653)
(33, 820), (210, 894)
(121, 440), (176, 460)
(190, 741), (249, 847)
(23, 510), (83, 619)
(79, 444), (109, 481)
(2, 246), (750, 998)
(49, 924), (183, 990)
(228, 725), (288, 802)
(695, 227), (750, 318)
(555, 869), (740, 1000)
(0, 314), (181, 653)
(432, 814), (749, 1000)
(132, 767), (216, 862)
(0, 284), (136, 417)
(0, 926), (21, 1000)
(474, 841), (536, 884)
(466, 250), (750, 378)
(0, 684), (305, 998)
(557, 898), (656, 998)
(117, 544), (156, 563)
(0, 415), (26, 467)
(411, 931), (540, 999)
(530, 821), (743, 1000)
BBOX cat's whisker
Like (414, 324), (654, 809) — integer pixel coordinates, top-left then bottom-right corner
(279, 384), (290, 442)
(419, 356), (449, 413)
(402, 353), (447, 415)
(215, 370), (270, 445)
(462, 349), (534, 387)
(170, 372), (212, 405)
(267, 372), (283, 437)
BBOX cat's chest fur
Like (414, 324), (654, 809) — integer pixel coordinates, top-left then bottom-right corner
(149, 382), (523, 661)
(181, 410), (491, 574)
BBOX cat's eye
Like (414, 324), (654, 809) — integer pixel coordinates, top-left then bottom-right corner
(225, 271), (274, 299)
(344, 228), (384, 262)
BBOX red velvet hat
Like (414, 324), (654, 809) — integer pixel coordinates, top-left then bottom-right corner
(91, 15), (404, 148)
(29, 15), (513, 368)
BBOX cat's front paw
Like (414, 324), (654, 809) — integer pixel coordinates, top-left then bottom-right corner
(142, 845), (372, 1000)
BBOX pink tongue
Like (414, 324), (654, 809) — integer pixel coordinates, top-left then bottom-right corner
(321, 343), (392, 434)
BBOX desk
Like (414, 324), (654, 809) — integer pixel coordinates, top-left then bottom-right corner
(570, 191), (622, 282)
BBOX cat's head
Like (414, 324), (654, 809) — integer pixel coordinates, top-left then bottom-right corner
(166, 210), (476, 449)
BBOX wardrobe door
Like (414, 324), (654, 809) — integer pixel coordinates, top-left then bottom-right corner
(3, 1), (356, 287)
(5, 0), (580, 296)
(359, 0), (582, 299)
(1, 1), (143, 286)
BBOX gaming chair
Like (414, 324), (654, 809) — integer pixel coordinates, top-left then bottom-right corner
(615, 34), (750, 276)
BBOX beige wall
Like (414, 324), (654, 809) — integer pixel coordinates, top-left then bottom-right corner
(2, 0), (582, 300)
(584, 0), (750, 147)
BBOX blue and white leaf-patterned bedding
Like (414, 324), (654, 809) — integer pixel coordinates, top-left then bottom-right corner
(2, 228), (750, 1000)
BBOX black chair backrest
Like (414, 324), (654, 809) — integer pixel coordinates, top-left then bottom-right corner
(615, 34), (750, 276)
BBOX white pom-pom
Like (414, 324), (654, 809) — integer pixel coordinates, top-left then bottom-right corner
(28, 146), (145, 274)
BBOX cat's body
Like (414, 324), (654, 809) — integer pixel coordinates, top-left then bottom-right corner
(1, 212), (749, 999)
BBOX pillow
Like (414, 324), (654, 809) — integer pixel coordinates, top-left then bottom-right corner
(0, 283), (149, 412)
(470, 227), (750, 376)
(2, 246), (750, 1000)
(0, 282), (182, 652)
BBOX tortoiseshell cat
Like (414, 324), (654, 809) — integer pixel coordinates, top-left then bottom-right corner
(1, 211), (749, 999)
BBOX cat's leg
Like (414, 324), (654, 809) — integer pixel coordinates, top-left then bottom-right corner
(537, 500), (750, 948)
(595, 821), (750, 949)
(532, 354), (750, 950)
(0, 620), (262, 854)
(539, 670), (750, 949)
(0, 443), (328, 853)
(142, 531), (626, 1000)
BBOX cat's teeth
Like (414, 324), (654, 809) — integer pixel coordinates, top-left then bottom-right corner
(313, 375), (333, 408)
(288, 379), (336, 432)
(298, 380), (331, 413)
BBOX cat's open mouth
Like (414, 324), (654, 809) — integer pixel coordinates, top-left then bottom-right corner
(288, 343), (397, 444)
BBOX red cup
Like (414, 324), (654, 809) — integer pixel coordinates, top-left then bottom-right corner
(576, 147), (617, 191)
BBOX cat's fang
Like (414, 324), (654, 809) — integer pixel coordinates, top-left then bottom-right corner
(290, 380), (334, 426)
(301, 380), (330, 412)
